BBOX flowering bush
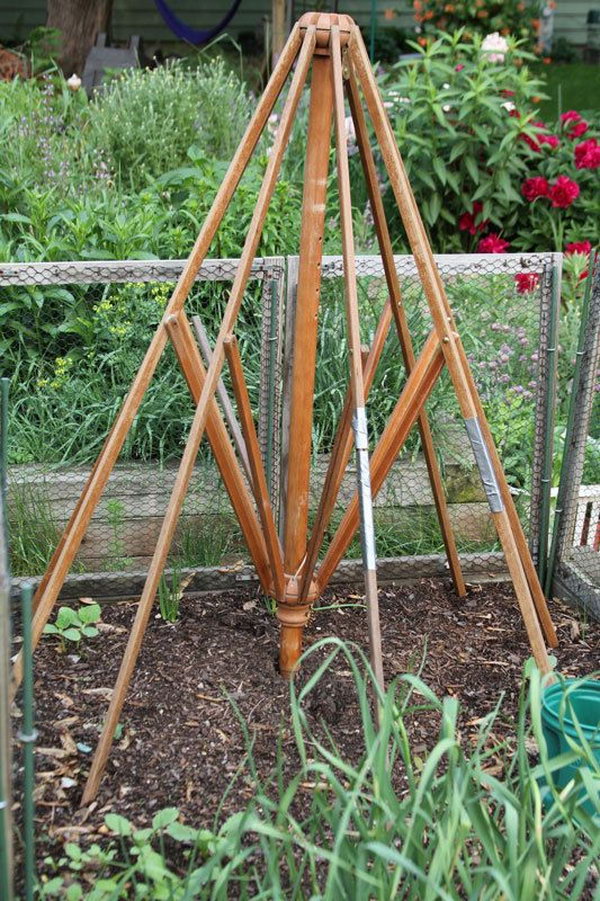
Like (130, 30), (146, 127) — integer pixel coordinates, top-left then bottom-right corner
(512, 109), (600, 259)
(379, 32), (548, 247)
(379, 33), (599, 277)
(409, 0), (546, 51)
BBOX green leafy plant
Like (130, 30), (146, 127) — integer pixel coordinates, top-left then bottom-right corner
(157, 566), (183, 623)
(380, 31), (548, 248)
(104, 499), (132, 571)
(42, 602), (101, 652)
(35, 640), (600, 898)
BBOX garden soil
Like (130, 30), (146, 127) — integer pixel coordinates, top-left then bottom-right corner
(10, 578), (600, 882)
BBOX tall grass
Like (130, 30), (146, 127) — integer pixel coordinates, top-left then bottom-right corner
(51, 642), (599, 899)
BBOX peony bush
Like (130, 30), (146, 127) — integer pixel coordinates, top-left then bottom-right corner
(378, 31), (598, 288)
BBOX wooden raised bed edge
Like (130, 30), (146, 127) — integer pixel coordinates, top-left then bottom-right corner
(10, 551), (510, 604)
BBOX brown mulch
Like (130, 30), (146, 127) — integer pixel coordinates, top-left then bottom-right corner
(10, 578), (600, 870)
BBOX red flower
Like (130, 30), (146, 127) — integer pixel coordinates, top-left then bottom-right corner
(458, 201), (488, 235)
(522, 133), (541, 152)
(574, 138), (600, 169)
(539, 133), (559, 149)
(565, 240), (592, 255)
(548, 176), (580, 208)
(501, 89), (516, 97)
(515, 273), (540, 294)
(478, 233), (510, 253)
(560, 110), (581, 123)
(521, 176), (549, 201)
(567, 120), (589, 139)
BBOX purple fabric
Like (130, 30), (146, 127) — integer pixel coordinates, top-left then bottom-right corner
(153, 0), (243, 45)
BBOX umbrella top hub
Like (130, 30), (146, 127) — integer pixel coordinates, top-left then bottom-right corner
(298, 12), (354, 48)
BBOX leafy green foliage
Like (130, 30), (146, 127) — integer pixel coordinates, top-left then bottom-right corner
(380, 31), (548, 249)
(43, 602), (101, 651)
(36, 641), (599, 898)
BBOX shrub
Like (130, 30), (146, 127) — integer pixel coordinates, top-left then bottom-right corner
(379, 32), (599, 264)
(86, 59), (251, 189)
(379, 31), (547, 250)
(409, 0), (544, 49)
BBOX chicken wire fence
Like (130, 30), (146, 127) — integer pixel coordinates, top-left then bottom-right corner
(281, 252), (560, 587)
(2, 253), (559, 600)
(549, 257), (600, 618)
(2, 257), (285, 599)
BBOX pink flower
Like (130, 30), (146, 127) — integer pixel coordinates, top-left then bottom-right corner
(560, 110), (581, 123)
(574, 138), (600, 169)
(521, 176), (549, 201)
(565, 240), (592, 255)
(539, 133), (559, 149)
(455, 63), (465, 71)
(478, 233), (510, 253)
(548, 175), (580, 208)
(568, 120), (589, 139)
(458, 201), (488, 235)
(515, 273), (540, 294)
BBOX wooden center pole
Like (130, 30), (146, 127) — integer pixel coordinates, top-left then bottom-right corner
(279, 50), (334, 677)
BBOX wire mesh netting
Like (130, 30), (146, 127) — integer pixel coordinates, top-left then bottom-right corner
(551, 259), (600, 617)
(2, 258), (285, 598)
(279, 252), (559, 585)
(2, 252), (559, 600)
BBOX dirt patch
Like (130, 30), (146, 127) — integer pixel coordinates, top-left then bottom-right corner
(10, 579), (600, 867)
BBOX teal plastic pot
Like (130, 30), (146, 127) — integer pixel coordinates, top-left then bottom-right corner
(541, 678), (600, 816)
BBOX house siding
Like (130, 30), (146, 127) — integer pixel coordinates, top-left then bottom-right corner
(0, 2), (594, 56)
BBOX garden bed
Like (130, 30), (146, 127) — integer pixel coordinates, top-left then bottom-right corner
(12, 577), (600, 882)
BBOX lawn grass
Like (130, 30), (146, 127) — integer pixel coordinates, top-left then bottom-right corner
(536, 62), (600, 118)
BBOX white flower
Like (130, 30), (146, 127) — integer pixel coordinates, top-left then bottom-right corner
(345, 115), (356, 143)
(502, 100), (516, 111)
(481, 32), (509, 63)
(66, 73), (81, 91)
(442, 104), (452, 112)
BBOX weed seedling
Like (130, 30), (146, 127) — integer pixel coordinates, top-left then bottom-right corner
(43, 602), (101, 652)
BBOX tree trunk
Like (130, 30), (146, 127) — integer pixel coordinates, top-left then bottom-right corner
(47, 0), (114, 76)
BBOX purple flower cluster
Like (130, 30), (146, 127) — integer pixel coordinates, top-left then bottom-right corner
(474, 317), (539, 404)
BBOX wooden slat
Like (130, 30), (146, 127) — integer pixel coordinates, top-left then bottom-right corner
(224, 334), (284, 598)
(330, 25), (383, 690)
(79, 28), (314, 805)
(349, 27), (554, 672)
(282, 53), (334, 578)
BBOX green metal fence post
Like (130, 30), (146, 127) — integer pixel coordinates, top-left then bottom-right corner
(537, 264), (560, 588)
(0, 377), (13, 901)
(545, 256), (596, 596)
(19, 583), (36, 901)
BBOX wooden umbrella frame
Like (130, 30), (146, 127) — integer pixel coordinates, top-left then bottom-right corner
(11, 12), (557, 805)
